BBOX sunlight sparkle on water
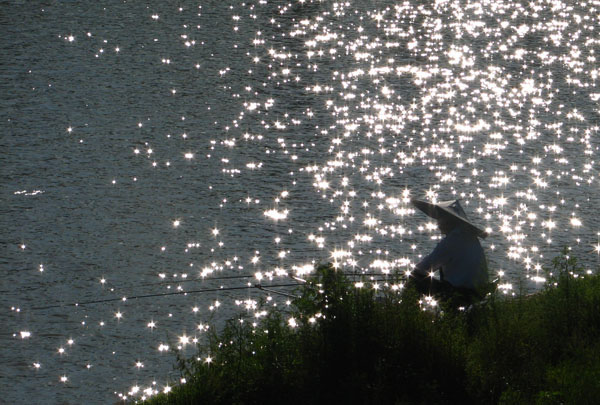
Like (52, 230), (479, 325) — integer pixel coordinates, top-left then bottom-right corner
(13, 0), (600, 402)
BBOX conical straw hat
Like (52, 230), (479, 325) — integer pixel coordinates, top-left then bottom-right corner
(411, 199), (488, 238)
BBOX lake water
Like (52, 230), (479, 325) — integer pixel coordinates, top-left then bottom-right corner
(2, 0), (600, 402)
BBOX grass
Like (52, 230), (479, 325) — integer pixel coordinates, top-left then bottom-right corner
(143, 250), (600, 404)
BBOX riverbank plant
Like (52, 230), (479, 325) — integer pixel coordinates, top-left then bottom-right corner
(144, 250), (600, 404)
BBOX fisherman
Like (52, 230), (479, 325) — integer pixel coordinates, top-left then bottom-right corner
(410, 199), (489, 304)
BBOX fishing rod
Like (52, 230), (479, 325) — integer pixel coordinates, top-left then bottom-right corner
(29, 275), (402, 311)
(107, 274), (258, 291)
(255, 285), (299, 299)
(104, 271), (400, 291)
(30, 283), (302, 311)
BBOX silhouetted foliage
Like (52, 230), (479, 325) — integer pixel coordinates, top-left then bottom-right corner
(145, 250), (600, 404)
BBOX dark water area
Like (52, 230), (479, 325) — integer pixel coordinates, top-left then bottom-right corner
(2, 0), (600, 402)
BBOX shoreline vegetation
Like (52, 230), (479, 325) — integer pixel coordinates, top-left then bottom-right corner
(143, 250), (600, 404)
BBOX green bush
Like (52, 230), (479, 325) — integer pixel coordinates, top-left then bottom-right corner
(144, 251), (600, 404)
(466, 249), (600, 403)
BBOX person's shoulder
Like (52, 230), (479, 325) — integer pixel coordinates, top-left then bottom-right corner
(448, 226), (479, 242)
(447, 226), (465, 237)
(436, 228), (461, 247)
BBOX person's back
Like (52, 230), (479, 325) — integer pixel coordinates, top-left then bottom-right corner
(414, 225), (488, 291)
(410, 198), (489, 301)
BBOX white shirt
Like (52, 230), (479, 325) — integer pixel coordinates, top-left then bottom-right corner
(415, 226), (488, 290)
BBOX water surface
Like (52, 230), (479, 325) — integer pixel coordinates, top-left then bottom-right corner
(2, 0), (600, 402)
